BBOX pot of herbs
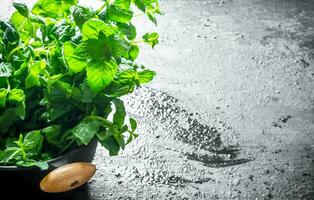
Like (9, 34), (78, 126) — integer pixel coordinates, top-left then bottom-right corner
(0, 0), (162, 196)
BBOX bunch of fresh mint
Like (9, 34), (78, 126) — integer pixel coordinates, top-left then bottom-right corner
(0, 0), (162, 169)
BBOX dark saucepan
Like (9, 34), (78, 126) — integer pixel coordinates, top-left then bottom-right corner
(0, 139), (98, 199)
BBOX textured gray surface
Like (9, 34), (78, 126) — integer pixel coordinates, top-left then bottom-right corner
(2, 0), (314, 199)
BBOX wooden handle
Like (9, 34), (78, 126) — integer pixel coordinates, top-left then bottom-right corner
(40, 162), (96, 193)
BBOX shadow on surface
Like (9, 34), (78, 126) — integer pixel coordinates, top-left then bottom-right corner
(185, 152), (252, 168)
(126, 87), (253, 168)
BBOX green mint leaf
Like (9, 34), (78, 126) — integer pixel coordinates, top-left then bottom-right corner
(77, 32), (130, 60)
(71, 5), (95, 29)
(113, 98), (125, 127)
(86, 58), (118, 94)
(129, 118), (137, 131)
(32, 0), (78, 19)
(13, 60), (28, 78)
(41, 103), (73, 122)
(63, 41), (87, 73)
(8, 89), (25, 103)
(0, 89), (8, 107)
(42, 125), (65, 149)
(82, 19), (115, 40)
(126, 131), (133, 145)
(10, 11), (35, 42)
(147, 11), (157, 26)
(128, 45), (139, 60)
(51, 20), (76, 42)
(143, 0), (158, 4)
(25, 61), (46, 89)
(134, 0), (158, 12)
(104, 83), (135, 98)
(13, 2), (29, 17)
(23, 130), (44, 156)
(29, 15), (45, 26)
(8, 89), (26, 119)
(15, 102), (26, 120)
(113, 131), (125, 150)
(114, 0), (131, 10)
(138, 69), (156, 83)
(70, 87), (83, 101)
(0, 41), (4, 53)
(0, 147), (22, 164)
(75, 34), (112, 60)
(5, 137), (18, 148)
(107, 5), (133, 23)
(97, 131), (120, 156)
(72, 119), (102, 145)
(47, 80), (72, 102)
(134, 0), (146, 12)
(146, 3), (163, 25)
(80, 82), (94, 103)
(117, 22), (136, 40)
(142, 32), (159, 48)
(0, 21), (20, 46)
(0, 63), (13, 78)
(16, 134), (23, 148)
(116, 69), (138, 85)
(34, 160), (49, 170)
(16, 159), (49, 170)
(108, 35), (130, 58)
(0, 108), (20, 134)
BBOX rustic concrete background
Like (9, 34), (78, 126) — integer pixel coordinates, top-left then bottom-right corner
(1, 0), (314, 199)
